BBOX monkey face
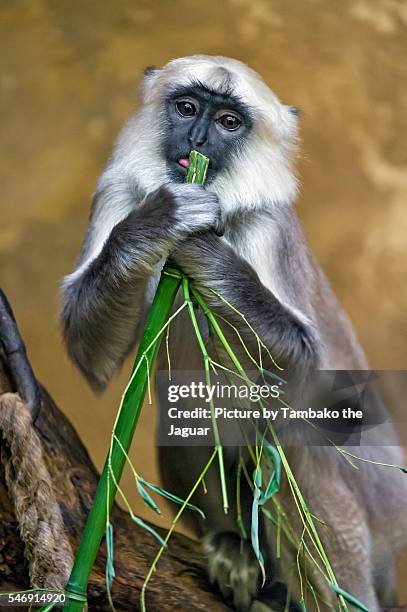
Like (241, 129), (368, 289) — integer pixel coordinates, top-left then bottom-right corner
(162, 84), (253, 184)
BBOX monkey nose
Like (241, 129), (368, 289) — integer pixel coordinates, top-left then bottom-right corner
(188, 126), (208, 147)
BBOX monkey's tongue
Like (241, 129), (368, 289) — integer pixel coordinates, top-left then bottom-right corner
(178, 159), (189, 168)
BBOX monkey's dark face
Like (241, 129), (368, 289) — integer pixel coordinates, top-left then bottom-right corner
(163, 84), (253, 183)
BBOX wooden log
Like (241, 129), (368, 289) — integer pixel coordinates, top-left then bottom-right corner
(0, 291), (230, 611)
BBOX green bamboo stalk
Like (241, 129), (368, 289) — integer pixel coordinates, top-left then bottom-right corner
(183, 276), (229, 513)
(64, 151), (209, 611)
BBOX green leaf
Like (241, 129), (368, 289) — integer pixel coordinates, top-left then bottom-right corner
(105, 522), (116, 594)
(260, 507), (275, 522)
(254, 466), (262, 488)
(138, 477), (205, 520)
(299, 597), (307, 612)
(130, 514), (167, 548)
(251, 442), (281, 579)
(251, 484), (262, 563)
(330, 584), (369, 612)
(261, 368), (287, 385)
(135, 478), (161, 515)
(260, 444), (281, 504)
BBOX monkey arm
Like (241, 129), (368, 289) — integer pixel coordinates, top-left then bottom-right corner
(61, 200), (168, 390)
(172, 234), (320, 375)
(61, 184), (221, 390)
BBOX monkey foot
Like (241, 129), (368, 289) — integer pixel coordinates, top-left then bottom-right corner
(204, 531), (260, 611)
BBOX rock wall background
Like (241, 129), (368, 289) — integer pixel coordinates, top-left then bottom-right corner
(1, 0), (407, 595)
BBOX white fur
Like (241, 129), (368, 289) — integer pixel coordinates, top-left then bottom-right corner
(65, 55), (298, 282)
(142, 55), (299, 211)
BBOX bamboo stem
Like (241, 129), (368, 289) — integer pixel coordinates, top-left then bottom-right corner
(64, 271), (181, 611)
(64, 151), (209, 611)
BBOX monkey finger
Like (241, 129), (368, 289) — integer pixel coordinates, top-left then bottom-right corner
(214, 215), (225, 237)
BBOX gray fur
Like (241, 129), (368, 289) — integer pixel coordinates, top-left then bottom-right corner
(62, 183), (220, 389)
(61, 56), (407, 611)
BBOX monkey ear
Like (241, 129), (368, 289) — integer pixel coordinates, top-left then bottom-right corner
(288, 106), (300, 116)
(143, 65), (159, 77)
(141, 66), (160, 103)
(275, 105), (300, 141)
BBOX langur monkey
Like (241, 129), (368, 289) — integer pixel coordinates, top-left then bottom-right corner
(61, 55), (407, 611)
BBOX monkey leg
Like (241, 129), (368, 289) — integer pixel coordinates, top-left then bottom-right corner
(268, 476), (381, 612)
(158, 444), (266, 610)
(204, 531), (260, 611)
(375, 560), (397, 608)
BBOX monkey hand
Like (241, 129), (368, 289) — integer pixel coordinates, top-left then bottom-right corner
(171, 233), (237, 283)
(141, 183), (223, 238)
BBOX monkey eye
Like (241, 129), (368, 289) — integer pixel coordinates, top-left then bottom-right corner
(175, 98), (198, 118)
(217, 112), (242, 131)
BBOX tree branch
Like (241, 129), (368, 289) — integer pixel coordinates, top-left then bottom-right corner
(0, 290), (230, 611)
